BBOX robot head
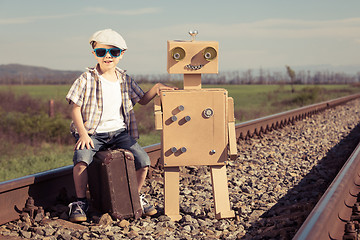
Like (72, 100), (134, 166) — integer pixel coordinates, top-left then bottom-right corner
(167, 32), (218, 74)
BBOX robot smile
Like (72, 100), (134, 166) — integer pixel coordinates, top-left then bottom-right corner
(185, 64), (204, 70)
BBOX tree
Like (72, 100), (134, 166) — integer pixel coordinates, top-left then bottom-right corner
(285, 65), (296, 93)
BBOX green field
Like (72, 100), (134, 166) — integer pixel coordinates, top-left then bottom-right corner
(0, 85), (72, 101)
(206, 84), (359, 121)
(0, 83), (359, 181)
(0, 83), (161, 101)
(1, 83), (359, 132)
(1, 83), (358, 129)
(1, 83), (357, 115)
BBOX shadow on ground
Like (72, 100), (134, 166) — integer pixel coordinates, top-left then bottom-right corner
(241, 122), (360, 240)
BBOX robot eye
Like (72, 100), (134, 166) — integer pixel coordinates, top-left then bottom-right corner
(171, 47), (186, 61)
(203, 47), (217, 61)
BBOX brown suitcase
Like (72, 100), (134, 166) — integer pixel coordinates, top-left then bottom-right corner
(88, 149), (142, 220)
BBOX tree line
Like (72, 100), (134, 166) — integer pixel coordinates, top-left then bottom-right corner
(1, 63), (359, 85)
(201, 68), (360, 85)
(135, 67), (360, 85)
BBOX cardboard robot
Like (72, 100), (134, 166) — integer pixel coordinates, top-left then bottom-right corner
(154, 31), (237, 221)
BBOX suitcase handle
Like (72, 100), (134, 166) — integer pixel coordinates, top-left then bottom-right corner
(99, 149), (135, 165)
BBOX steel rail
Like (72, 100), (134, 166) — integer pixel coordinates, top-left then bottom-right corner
(293, 140), (360, 240)
(0, 93), (359, 225)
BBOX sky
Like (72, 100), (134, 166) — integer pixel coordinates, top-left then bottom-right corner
(1, 0), (360, 75)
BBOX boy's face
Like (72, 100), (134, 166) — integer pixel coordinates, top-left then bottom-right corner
(92, 43), (124, 72)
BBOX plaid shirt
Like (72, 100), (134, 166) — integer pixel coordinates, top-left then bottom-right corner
(66, 66), (144, 139)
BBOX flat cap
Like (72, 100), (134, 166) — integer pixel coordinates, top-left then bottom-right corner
(89, 29), (127, 50)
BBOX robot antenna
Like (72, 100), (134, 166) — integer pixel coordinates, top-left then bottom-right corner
(188, 30), (198, 41)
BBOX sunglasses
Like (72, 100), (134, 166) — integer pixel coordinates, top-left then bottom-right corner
(94, 48), (122, 58)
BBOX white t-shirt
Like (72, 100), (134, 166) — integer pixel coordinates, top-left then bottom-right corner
(95, 75), (126, 133)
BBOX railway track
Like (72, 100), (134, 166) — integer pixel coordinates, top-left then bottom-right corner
(1, 93), (360, 239)
(293, 140), (360, 240)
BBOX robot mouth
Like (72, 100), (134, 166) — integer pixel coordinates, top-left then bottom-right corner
(185, 64), (204, 70)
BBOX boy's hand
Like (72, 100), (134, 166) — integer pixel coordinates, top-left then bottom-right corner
(139, 83), (178, 105)
(75, 134), (94, 150)
(156, 83), (178, 96)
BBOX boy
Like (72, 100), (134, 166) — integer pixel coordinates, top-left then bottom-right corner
(66, 29), (176, 222)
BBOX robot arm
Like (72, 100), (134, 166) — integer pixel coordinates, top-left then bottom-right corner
(154, 96), (163, 130)
(227, 97), (237, 160)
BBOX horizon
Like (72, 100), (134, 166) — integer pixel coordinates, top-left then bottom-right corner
(1, 1), (360, 75)
(2, 62), (360, 77)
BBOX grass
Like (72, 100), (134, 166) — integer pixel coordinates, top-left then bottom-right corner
(1, 83), (357, 108)
(0, 83), (359, 181)
(0, 85), (71, 101)
(203, 84), (359, 121)
(0, 141), (73, 181)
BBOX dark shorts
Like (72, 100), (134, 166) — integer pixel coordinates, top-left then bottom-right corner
(73, 128), (150, 170)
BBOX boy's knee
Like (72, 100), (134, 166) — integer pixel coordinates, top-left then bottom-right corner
(75, 161), (88, 167)
(136, 166), (148, 172)
(73, 161), (88, 172)
(73, 150), (95, 166)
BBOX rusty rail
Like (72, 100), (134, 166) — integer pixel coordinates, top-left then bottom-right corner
(0, 93), (360, 226)
(293, 140), (360, 240)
